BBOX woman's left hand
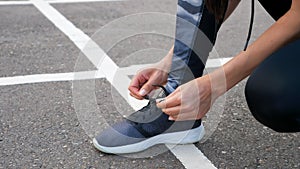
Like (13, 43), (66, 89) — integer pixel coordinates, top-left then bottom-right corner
(156, 75), (217, 121)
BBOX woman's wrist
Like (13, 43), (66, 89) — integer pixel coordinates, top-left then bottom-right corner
(156, 46), (174, 73)
(197, 69), (227, 100)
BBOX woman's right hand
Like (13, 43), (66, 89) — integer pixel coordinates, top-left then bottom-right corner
(128, 65), (168, 100)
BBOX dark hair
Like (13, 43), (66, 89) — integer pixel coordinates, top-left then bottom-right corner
(205, 0), (228, 21)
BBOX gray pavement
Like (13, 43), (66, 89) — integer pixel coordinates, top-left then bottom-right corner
(0, 0), (299, 169)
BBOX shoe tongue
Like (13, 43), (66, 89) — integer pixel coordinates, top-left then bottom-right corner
(126, 99), (164, 123)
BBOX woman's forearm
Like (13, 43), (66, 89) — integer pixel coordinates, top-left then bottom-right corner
(211, 0), (300, 95)
(157, 45), (174, 72)
(164, 45), (174, 65)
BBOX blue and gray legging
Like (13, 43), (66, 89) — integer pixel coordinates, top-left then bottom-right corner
(166, 0), (300, 132)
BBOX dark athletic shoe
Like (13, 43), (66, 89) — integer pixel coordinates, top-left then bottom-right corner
(93, 89), (204, 154)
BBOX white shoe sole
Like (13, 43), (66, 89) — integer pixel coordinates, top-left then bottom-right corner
(93, 124), (205, 154)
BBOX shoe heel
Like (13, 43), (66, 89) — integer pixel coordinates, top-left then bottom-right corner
(178, 125), (205, 144)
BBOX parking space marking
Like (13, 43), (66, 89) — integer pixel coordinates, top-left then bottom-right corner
(44, 0), (123, 3)
(30, 0), (135, 104)
(0, 0), (123, 6)
(0, 1), (32, 5)
(166, 144), (217, 169)
(0, 71), (105, 86)
(0, 57), (232, 87)
(28, 0), (218, 168)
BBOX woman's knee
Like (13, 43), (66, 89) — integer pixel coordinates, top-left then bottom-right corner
(246, 83), (291, 132)
(244, 40), (300, 132)
(245, 76), (286, 132)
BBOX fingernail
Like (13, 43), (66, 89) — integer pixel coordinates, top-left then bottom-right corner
(168, 116), (175, 121)
(139, 89), (146, 96)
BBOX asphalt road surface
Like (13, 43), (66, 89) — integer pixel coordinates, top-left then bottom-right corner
(0, 0), (299, 168)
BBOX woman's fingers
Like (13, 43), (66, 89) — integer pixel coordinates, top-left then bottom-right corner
(169, 111), (202, 121)
(138, 79), (157, 97)
(128, 73), (148, 98)
(155, 77), (215, 121)
(162, 105), (181, 116)
(129, 92), (144, 100)
(169, 114), (199, 121)
(163, 105), (203, 120)
(170, 105), (209, 121)
(156, 90), (181, 109)
(129, 67), (168, 99)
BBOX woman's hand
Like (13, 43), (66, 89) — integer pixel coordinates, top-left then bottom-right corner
(128, 65), (168, 100)
(129, 46), (174, 100)
(156, 75), (220, 121)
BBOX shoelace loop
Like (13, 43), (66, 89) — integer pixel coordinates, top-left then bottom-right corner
(143, 84), (168, 100)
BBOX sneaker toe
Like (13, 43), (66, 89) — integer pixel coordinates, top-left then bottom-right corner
(94, 121), (146, 147)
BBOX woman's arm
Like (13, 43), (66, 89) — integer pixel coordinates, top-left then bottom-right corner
(157, 0), (300, 121)
(213, 0), (300, 96)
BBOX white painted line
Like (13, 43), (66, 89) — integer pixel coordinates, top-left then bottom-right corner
(0, 1), (32, 5)
(166, 144), (217, 169)
(29, 0), (219, 168)
(0, 56), (233, 86)
(0, 71), (104, 86)
(119, 57), (233, 75)
(0, 56), (232, 87)
(30, 0), (147, 111)
(0, 0), (123, 6)
(45, 0), (123, 4)
(30, 0), (113, 79)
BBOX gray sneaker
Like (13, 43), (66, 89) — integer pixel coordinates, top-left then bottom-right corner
(93, 86), (204, 154)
